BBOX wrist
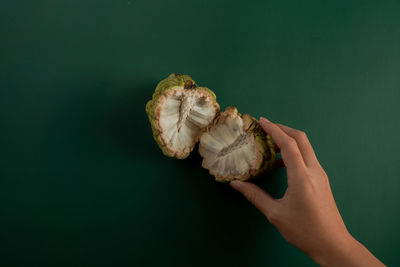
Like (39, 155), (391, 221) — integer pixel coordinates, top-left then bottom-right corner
(309, 231), (358, 267)
(310, 232), (384, 267)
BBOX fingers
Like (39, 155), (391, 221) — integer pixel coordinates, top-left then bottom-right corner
(230, 180), (276, 219)
(260, 117), (305, 169)
(274, 123), (319, 167)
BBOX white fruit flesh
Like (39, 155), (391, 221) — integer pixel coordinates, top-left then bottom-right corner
(199, 114), (260, 181)
(157, 87), (218, 157)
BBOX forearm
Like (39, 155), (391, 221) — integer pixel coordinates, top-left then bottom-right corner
(310, 234), (385, 267)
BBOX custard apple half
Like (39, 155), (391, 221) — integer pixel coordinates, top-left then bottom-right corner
(199, 107), (276, 182)
(146, 73), (220, 159)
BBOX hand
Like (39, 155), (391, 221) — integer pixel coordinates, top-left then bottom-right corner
(230, 117), (384, 267)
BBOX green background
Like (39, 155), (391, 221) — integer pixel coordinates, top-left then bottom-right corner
(1, 0), (399, 266)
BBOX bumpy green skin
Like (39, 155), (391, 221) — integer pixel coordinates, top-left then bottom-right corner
(145, 73), (218, 158)
(230, 110), (276, 182)
(245, 115), (276, 178)
(219, 110), (276, 181)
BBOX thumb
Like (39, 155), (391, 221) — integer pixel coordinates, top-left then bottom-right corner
(230, 180), (277, 219)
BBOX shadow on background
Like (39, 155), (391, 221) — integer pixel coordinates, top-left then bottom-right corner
(169, 144), (288, 266)
(73, 79), (290, 266)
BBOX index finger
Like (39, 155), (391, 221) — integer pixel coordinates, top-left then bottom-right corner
(275, 123), (319, 167)
(259, 117), (306, 169)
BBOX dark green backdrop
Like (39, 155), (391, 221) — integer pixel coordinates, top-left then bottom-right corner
(1, 0), (399, 266)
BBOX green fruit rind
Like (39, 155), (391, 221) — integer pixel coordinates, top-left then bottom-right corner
(243, 115), (276, 179)
(255, 131), (276, 175)
(250, 119), (276, 176)
(238, 112), (276, 179)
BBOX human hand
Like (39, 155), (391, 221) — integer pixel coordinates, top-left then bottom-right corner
(230, 117), (384, 267)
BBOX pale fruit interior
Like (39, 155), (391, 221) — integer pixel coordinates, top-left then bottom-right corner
(158, 87), (218, 156)
(199, 115), (257, 179)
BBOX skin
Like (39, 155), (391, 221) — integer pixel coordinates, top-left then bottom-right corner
(230, 117), (385, 267)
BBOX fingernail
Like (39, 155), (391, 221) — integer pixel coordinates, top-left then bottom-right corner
(260, 117), (270, 124)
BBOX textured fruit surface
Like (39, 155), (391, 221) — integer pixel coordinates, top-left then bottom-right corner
(199, 107), (276, 182)
(146, 74), (220, 159)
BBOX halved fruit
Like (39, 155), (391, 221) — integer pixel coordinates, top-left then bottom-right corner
(199, 107), (276, 182)
(146, 73), (220, 159)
